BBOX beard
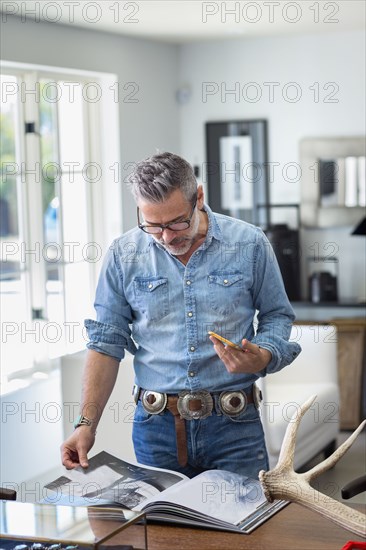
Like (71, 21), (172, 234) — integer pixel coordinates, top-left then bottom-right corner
(155, 210), (201, 257)
(157, 236), (194, 256)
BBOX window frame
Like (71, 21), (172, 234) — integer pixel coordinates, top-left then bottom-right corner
(0, 61), (122, 394)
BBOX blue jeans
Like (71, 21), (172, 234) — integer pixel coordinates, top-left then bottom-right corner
(132, 399), (269, 479)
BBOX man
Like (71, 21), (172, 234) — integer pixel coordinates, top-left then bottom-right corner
(61, 152), (301, 479)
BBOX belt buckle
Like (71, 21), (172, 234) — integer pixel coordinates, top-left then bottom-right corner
(177, 390), (213, 420)
(141, 390), (167, 414)
(219, 390), (247, 416)
(132, 384), (140, 404)
(253, 383), (263, 409)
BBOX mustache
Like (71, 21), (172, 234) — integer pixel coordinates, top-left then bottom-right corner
(158, 236), (189, 246)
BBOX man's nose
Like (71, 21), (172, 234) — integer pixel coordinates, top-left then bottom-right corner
(161, 227), (178, 243)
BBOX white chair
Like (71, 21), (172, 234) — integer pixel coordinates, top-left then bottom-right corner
(258, 324), (340, 470)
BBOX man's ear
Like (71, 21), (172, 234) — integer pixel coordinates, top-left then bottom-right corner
(197, 185), (205, 209)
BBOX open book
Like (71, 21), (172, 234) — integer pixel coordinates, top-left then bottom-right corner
(43, 451), (287, 534)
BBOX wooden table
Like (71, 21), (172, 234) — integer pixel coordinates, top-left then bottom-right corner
(110, 503), (365, 550)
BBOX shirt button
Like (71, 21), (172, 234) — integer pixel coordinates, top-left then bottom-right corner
(148, 283), (153, 289)
(190, 346), (195, 352)
(223, 279), (228, 284)
(189, 371), (195, 377)
(186, 280), (191, 285)
(188, 312), (193, 317)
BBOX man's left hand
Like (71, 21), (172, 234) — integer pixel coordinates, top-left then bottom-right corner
(209, 336), (272, 374)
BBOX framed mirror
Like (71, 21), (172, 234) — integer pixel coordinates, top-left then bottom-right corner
(300, 136), (366, 227)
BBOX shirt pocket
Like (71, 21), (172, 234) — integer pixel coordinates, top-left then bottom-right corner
(134, 276), (169, 322)
(208, 271), (244, 315)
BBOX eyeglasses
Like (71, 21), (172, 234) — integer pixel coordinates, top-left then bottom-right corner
(137, 197), (197, 235)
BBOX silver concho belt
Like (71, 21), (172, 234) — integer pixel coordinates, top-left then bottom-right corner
(136, 384), (261, 420)
(177, 390), (213, 420)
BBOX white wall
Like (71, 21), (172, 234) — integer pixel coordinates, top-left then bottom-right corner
(178, 31), (366, 300)
(179, 31), (365, 200)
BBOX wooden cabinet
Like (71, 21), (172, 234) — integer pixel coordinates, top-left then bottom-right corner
(332, 318), (366, 430)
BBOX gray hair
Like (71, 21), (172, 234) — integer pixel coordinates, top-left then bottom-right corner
(128, 152), (197, 204)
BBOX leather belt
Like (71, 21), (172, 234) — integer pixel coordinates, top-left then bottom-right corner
(135, 386), (261, 468)
(166, 396), (188, 468)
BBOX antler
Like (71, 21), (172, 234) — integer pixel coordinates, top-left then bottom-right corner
(259, 395), (366, 538)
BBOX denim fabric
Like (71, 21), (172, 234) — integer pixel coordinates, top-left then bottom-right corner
(85, 204), (301, 392)
(132, 400), (269, 479)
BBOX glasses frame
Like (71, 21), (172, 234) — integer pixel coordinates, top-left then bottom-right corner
(137, 196), (197, 234)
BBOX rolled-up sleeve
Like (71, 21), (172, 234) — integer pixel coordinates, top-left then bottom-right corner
(84, 243), (137, 362)
(250, 230), (302, 375)
(85, 319), (137, 360)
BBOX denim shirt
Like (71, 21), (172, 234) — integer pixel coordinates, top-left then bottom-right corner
(85, 205), (301, 392)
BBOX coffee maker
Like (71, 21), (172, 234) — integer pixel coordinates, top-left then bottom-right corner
(309, 271), (338, 303)
(308, 256), (339, 303)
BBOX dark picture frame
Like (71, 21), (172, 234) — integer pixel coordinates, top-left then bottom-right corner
(205, 119), (269, 227)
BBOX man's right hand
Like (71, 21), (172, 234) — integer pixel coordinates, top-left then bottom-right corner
(60, 427), (96, 470)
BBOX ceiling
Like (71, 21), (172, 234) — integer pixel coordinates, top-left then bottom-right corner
(2, 0), (365, 43)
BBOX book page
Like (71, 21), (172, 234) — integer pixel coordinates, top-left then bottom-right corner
(139, 469), (267, 525)
(43, 451), (187, 509)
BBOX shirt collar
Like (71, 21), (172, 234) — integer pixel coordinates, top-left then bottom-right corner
(201, 203), (223, 248)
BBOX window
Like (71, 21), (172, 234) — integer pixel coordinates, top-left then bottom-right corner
(0, 64), (121, 394)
